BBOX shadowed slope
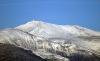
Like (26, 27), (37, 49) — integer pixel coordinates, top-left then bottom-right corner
(0, 43), (46, 61)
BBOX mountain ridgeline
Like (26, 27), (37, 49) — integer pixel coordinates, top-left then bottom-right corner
(0, 21), (100, 61)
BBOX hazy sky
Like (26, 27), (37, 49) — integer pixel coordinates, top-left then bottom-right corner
(0, 0), (100, 31)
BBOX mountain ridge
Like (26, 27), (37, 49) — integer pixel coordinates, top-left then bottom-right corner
(16, 20), (100, 37)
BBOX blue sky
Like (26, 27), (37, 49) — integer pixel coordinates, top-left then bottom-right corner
(0, 0), (100, 31)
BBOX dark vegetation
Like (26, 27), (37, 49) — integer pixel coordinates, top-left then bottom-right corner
(0, 43), (46, 61)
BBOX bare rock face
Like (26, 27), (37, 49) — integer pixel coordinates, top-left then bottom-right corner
(0, 43), (46, 61)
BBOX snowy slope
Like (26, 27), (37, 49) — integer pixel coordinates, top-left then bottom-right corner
(16, 21), (100, 38)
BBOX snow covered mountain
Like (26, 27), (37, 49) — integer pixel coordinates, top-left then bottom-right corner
(16, 21), (100, 60)
(0, 20), (100, 61)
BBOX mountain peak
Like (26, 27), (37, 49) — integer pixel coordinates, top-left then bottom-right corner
(16, 20), (100, 38)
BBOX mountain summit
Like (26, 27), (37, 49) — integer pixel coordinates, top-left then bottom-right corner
(16, 21), (100, 37)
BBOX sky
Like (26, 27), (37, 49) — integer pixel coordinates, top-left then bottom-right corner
(0, 0), (100, 31)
